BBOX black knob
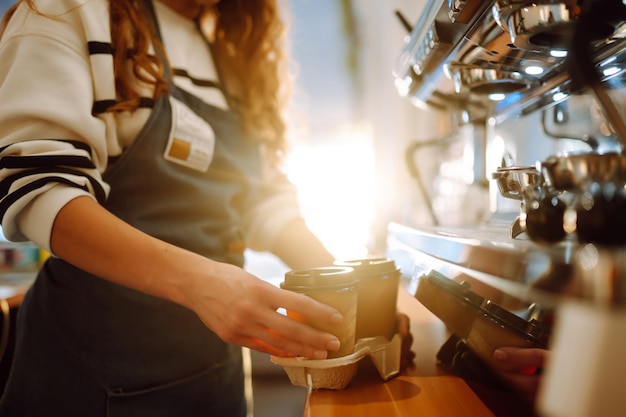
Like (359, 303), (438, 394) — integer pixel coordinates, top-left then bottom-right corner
(576, 183), (626, 245)
(525, 196), (567, 243)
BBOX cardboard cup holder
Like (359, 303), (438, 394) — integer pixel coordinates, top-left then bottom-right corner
(271, 334), (403, 390)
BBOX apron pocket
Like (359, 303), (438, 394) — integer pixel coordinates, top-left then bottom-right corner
(106, 360), (246, 417)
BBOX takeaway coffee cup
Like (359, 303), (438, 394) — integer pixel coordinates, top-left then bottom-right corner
(335, 258), (401, 340)
(280, 266), (359, 358)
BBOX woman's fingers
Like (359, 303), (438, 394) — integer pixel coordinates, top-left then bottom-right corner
(244, 306), (342, 359)
(498, 371), (542, 394)
(492, 347), (548, 402)
(273, 287), (344, 324)
(493, 347), (548, 372)
(215, 281), (343, 358)
(189, 264), (345, 358)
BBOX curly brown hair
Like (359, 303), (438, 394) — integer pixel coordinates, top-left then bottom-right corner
(1, 0), (291, 158)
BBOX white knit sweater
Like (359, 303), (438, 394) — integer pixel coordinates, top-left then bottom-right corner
(0, 0), (303, 254)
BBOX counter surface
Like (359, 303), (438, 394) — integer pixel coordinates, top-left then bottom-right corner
(303, 287), (537, 417)
(0, 265), (539, 416)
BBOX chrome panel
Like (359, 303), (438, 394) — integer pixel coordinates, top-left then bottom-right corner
(394, 0), (626, 122)
(387, 221), (626, 307)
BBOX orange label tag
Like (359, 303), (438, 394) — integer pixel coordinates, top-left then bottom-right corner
(164, 97), (215, 172)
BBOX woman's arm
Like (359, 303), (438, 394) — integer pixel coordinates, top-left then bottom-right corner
(492, 347), (549, 402)
(50, 195), (343, 359)
(269, 217), (335, 269)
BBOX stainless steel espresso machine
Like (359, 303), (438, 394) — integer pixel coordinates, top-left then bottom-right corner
(389, 1), (626, 416)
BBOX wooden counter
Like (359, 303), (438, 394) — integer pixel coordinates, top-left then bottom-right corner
(304, 287), (537, 417)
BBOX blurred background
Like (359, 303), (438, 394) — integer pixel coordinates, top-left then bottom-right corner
(0, 0), (453, 271)
(281, 0), (440, 260)
(246, 0), (456, 280)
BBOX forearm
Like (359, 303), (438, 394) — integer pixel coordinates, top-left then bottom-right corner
(49, 195), (204, 308)
(270, 217), (335, 269)
(49, 196), (345, 359)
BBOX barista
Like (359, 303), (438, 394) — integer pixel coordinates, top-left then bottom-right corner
(0, 0), (363, 415)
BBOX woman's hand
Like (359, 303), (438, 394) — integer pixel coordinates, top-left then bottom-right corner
(492, 347), (549, 402)
(184, 261), (344, 359)
(50, 196), (343, 360)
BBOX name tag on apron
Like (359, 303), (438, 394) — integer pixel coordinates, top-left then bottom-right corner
(164, 97), (215, 172)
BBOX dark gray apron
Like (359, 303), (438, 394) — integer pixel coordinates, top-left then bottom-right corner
(0, 2), (268, 415)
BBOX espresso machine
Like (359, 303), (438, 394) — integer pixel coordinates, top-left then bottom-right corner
(389, 1), (626, 416)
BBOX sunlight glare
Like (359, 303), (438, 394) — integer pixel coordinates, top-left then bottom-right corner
(286, 126), (375, 259)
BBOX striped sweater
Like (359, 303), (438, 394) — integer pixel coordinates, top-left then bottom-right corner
(0, 0), (303, 254)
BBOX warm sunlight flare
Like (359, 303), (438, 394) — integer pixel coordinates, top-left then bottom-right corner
(286, 126), (376, 260)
